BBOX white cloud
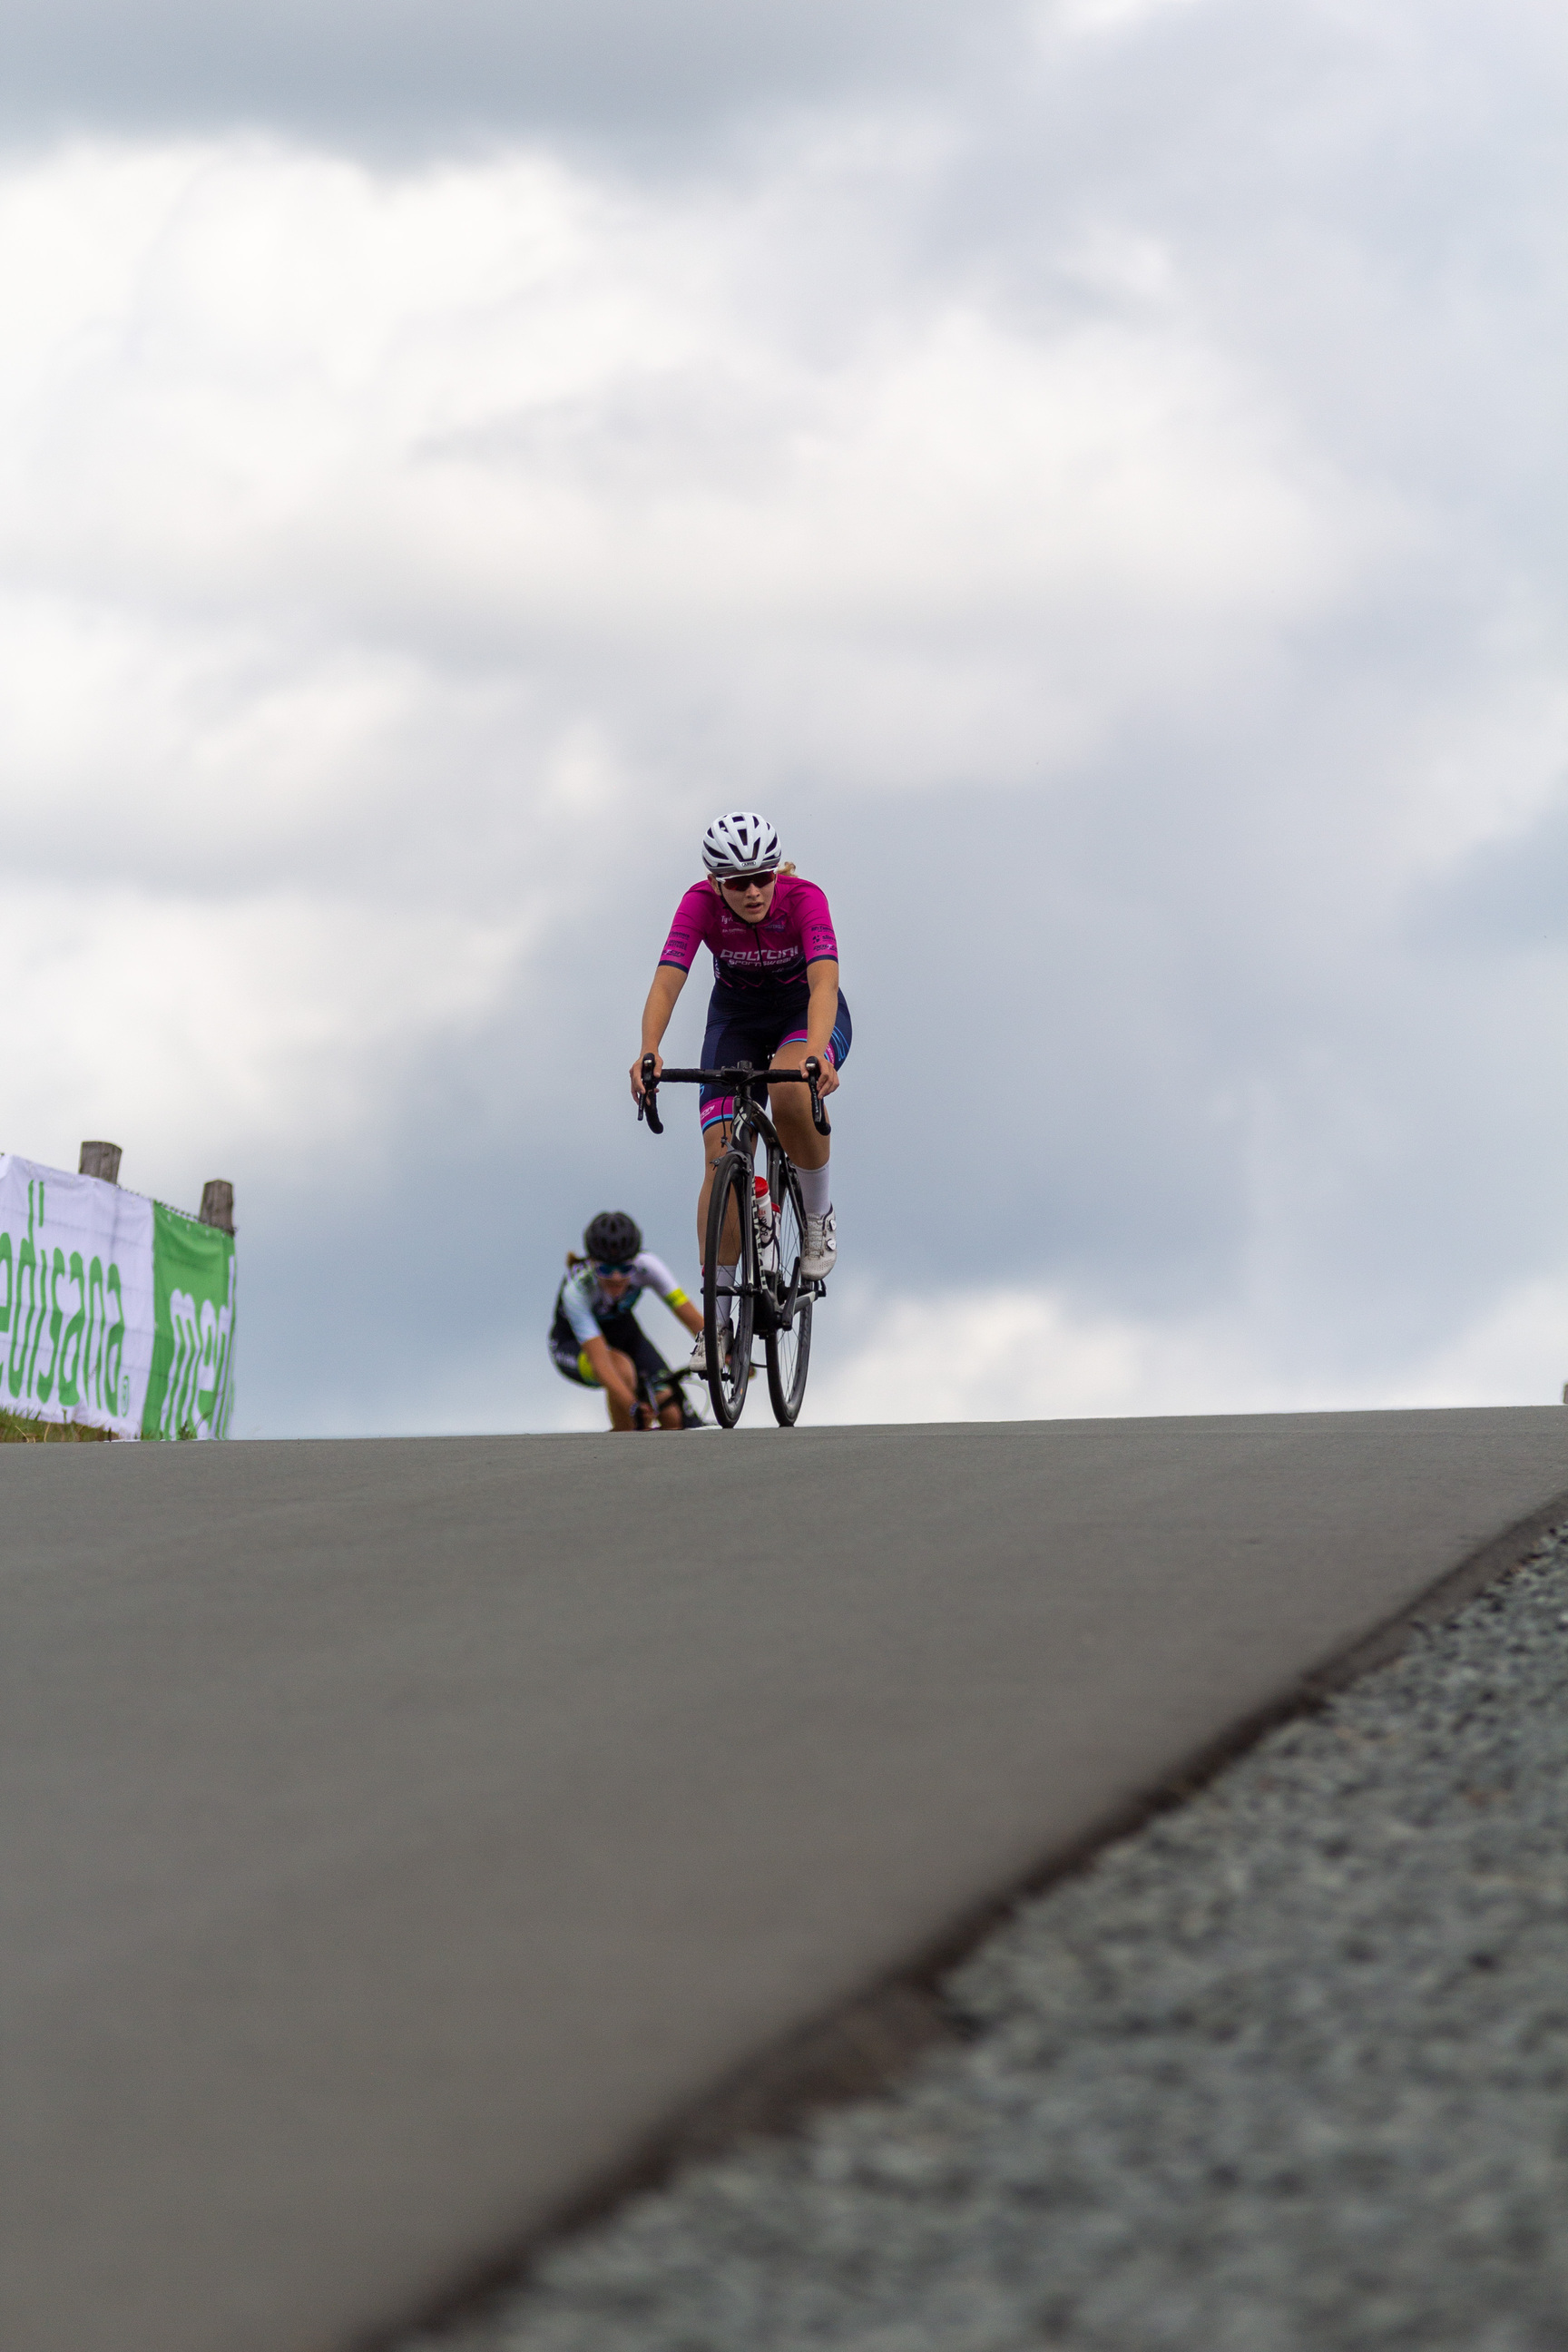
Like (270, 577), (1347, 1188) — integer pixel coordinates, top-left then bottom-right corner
(0, 139), (1346, 702)
(1049, 0), (1209, 37)
(0, 127), (1361, 1245)
(0, 880), (523, 1204)
(808, 1271), (1568, 1426)
(1396, 1278), (1568, 1412)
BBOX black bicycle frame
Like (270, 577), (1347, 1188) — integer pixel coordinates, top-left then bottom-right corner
(636, 1054), (828, 1332)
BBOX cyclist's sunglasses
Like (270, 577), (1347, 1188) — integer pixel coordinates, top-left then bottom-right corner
(594, 1261), (632, 1279)
(720, 869), (777, 893)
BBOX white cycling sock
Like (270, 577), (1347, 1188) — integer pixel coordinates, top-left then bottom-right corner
(798, 1159), (832, 1219)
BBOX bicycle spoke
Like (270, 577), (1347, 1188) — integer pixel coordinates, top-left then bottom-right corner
(764, 1146), (812, 1426)
(702, 1151), (755, 1428)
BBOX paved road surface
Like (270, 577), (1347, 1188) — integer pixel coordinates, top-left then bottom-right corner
(4, 1411), (1564, 2352)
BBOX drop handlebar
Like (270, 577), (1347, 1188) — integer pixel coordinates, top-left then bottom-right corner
(637, 1054), (831, 1138)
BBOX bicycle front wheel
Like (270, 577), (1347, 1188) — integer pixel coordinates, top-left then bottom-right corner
(764, 1146), (812, 1426)
(703, 1150), (755, 1428)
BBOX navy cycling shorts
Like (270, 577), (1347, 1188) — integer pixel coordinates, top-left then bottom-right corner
(698, 988), (851, 1131)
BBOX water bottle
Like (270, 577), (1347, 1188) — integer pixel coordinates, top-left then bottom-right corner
(753, 1174), (777, 1268)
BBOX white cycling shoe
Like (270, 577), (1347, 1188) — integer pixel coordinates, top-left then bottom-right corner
(688, 1328), (735, 1376)
(800, 1207), (837, 1280)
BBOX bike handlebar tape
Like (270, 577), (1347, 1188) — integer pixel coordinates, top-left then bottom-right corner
(804, 1059), (831, 1139)
(640, 1056), (664, 1135)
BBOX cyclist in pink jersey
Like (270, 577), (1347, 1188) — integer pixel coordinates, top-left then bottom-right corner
(631, 812), (849, 1368)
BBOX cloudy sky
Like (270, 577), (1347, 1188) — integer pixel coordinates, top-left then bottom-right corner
(2, 0), (1563, 1435)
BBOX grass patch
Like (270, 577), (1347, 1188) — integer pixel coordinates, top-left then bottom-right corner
(0, 1407), (117, 1443)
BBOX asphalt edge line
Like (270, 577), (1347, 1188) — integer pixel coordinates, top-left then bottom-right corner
(376, 1481), (1568, 2352)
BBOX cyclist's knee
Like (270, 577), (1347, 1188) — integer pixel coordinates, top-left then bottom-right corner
(769, 1076), (810, 1133)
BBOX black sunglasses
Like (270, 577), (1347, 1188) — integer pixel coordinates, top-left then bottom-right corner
(719, 870), (777, 892)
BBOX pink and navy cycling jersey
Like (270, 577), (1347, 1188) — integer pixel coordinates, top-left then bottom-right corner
(659, 875), (838, 1011)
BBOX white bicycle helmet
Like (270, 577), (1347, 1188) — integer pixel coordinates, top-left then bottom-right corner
(701, 810), (780, 877)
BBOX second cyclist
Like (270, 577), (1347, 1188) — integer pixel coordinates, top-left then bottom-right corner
(550, 1210), (704, 1430)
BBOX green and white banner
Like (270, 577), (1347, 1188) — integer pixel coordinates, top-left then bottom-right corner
(0, 1156), (236, 1438)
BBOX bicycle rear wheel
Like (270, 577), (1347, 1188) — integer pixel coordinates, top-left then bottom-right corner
(764, 1146), (812, 1426)
(703, 1150), (755, 1428)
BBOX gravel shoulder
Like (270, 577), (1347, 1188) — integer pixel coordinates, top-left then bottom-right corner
(415, 1521), (1568, 2352)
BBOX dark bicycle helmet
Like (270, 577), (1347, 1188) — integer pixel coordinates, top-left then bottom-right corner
(583, 1210), (642, 1265)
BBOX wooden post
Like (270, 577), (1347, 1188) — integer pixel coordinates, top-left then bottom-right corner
(79, 1142), (122, 1184)
(199, 1181), (235, 1235)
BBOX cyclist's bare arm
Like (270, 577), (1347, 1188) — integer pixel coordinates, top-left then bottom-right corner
(632, 965), (687, 1100)
(583, 1332), (637, 1415)
(799, 958), (841, 1096)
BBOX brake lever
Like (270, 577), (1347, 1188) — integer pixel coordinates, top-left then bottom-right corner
(639, 1053), (664, 1134)
(804, 1057), (832, 1139)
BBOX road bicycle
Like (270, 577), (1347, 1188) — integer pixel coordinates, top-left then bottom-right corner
(632, 1360), (711, 1432)
(637, 1052), (829, 1429)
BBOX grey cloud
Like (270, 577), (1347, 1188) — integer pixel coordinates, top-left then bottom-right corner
(1413, 786), (1568, 953)
(234, 723), (1566, 1436)
(0, 0), (1014, 148)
